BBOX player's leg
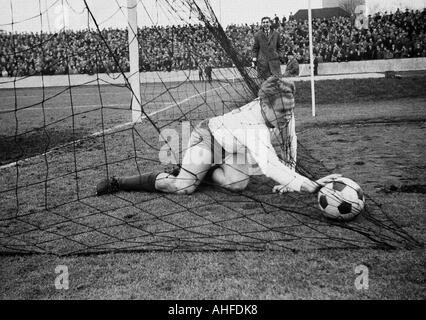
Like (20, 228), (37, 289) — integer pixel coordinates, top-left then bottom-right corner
(97, 120), (214, 196)
(155, 121), (216, 194)
(155, 144), (212, 194)
(98, 145), (212, 195)
(211, 152), (251, 192)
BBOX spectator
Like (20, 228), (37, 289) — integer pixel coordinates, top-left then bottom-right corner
(313, 54), (319, 76)
(384, 48), (394, 59)
(204, 61), (212, 83)
(198, 62), (204, 81)
(0, 8), (424, 76)
(252, 16), (283, 81)
(281, 15), (287, 28)
(273, 14), (280, 30)
(284, 52), (299, 77)
(376, 45), (385, 59)
(413, 42), (423, 57)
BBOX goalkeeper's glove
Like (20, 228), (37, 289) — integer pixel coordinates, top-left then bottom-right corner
(274, 174), (343, 195)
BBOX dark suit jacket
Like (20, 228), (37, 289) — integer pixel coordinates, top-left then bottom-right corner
(252, 29), (283, 79)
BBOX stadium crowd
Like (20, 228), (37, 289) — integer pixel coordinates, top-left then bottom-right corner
(0, 8), (425, 77)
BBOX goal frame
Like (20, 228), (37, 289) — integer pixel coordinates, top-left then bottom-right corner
(127, 0), (142, 123)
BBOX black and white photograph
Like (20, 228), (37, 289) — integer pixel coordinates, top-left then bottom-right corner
(0, 0), (425, 304)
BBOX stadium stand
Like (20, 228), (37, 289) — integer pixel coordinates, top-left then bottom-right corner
(0, 8), (425, 76)
(292, 7), (350, 21)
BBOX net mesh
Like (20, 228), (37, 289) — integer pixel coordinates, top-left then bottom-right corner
(0, 0), (422, 256)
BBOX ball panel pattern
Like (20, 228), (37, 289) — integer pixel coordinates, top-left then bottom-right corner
(317, 177), (365, 221)
(319, 195), (328, 209)
(333, 181), (346, 192)
(338, 201), (352, 215)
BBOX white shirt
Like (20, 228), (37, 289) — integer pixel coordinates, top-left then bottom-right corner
(208, 99), (308, 192)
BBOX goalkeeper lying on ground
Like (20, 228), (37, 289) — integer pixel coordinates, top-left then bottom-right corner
(96, 75), (338, 196)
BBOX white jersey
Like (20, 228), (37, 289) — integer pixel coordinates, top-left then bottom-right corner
(208, 99), (308, 192)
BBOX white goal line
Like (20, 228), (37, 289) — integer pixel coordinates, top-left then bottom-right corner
(0, 83), (230, 170)
(0, 104), (126, 113)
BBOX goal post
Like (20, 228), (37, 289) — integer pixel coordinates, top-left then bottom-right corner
(127, 0), (142, 123)
(308, 0), (316, 117)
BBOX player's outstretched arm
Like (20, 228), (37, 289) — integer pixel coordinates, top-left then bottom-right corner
(273, 174), (342, 194)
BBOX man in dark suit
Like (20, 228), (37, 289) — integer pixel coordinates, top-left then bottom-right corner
(252, 17), (283, 81)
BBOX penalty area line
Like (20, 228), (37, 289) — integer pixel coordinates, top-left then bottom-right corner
(0, 104), (126, 113)
(0, 83), (230, 170)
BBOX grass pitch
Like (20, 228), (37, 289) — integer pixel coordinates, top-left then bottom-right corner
(0, 75), (425, 299)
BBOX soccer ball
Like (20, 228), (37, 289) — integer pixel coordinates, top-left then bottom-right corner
(317, 177), (365, 221)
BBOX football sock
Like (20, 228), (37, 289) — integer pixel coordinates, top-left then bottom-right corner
(118, 172), (161, 192)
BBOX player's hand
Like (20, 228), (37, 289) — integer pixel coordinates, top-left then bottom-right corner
(315, 174), (342, 187)
(251, 58), (257, 68)
(273, 185), (296, 194)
